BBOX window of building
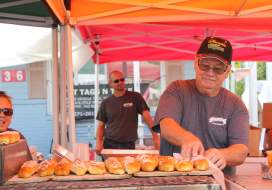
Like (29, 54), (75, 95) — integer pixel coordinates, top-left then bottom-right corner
(27, 62), (47, 99)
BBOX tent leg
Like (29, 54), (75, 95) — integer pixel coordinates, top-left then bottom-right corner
(59, 25), (68, 148)
(52, 27), (60, 147)
(65, 24), (77, 153)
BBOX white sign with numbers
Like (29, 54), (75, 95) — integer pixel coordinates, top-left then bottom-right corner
(1, 70), (26, 82)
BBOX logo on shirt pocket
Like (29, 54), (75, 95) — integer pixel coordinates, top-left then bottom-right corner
(123, 102), (133, 108)
(209, 117), (226, 126)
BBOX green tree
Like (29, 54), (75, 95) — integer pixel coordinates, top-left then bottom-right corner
(235, 80), (245, 97)
(234, 62), (245, 97)
(257, 62), (266, 80)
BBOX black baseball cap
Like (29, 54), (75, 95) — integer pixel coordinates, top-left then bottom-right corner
(197, 36), (232, 64)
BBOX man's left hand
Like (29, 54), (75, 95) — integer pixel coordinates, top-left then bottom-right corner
(204, 148), (226, 170)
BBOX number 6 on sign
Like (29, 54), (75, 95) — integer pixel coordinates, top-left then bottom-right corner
(16, 70), (24, 81)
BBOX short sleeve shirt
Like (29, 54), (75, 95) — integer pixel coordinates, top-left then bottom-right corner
(155, 79), (249, 155)
(96, 91), (149, 142)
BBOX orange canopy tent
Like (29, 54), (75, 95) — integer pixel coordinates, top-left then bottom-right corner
(46, 0), (272, 63)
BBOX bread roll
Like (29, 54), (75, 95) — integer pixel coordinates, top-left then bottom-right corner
(175, 160), (193, 172)
(119, 156), (141, 174)
(0, 132), (10, 144)
(18, 160), (39, 178)
(71, 159), (87, 176)
(37, 160), (56, 177)
(193, 159), (209, 171)
(105, 157), (125, 175)
(8, 131), (20, 143)
(54, 158), (72, 176)
(136, 154), (158, 172)
(85, 161), (107, 175)
(0, 131), (20, 145)
(158, 156), (175, 172)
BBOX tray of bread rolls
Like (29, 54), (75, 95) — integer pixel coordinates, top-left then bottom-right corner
(6, 154), (212, 184)
(133, 155), (212, 177)
(6, 160), (52, 184)
(53, 157), (133, 181)
(6, 174), (52, 184)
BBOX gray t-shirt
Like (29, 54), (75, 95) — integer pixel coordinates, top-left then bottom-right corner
(96, 91), (149, 142)
(154, 80), (249, 174)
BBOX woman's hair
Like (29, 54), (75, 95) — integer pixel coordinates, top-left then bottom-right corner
(0, 91), (12, 105)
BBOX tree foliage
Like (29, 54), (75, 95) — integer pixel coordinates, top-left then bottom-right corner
(257, 62), (266, 80)
(233, 62), (266, 97)
(234, 62), (245, 97)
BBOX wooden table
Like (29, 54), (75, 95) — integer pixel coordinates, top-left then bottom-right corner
(225, 157), (272, 190)
(226, 175), (272, 190)
(0, 175), (221, 190)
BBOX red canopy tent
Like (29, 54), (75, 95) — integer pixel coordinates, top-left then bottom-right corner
(77, 22), (272, 63)
(46, 0), (272, 63)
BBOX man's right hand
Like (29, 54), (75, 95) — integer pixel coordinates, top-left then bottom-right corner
(160, 117), (204, 160)
(181, 132), (204, 160)
(95, 140), (103, 155)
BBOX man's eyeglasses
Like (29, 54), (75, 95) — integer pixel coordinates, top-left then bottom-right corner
(113, 78), (125, 84)
(0, 108), (13, 116)
(198, 59), (228, 75)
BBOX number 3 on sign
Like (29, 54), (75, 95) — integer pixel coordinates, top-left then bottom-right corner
(1, 70), (26, 82)
(3, 70), (11, 82)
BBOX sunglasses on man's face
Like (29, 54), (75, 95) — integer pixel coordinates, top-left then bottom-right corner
(113, 78), (125, 84)
(198, 59), (228, 75)
(0, 108), (13, 116)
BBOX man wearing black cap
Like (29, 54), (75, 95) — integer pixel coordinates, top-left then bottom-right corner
(154, 36), (249, 174)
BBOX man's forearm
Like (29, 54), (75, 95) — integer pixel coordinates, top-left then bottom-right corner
(160, 117), (193, 146)
(96, 123), (104, 143)
(142, 110), (154, 130)
(142, 110), (158, 136)
(220, 144), (248, 166)
(161, 117), (204, 159)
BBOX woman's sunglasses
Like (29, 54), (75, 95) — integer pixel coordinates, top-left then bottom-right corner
(113, 78), (125, 84)
(0, 108), (13, 116)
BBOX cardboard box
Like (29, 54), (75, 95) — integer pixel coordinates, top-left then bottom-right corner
(263, 103), (272, 129)
(248, 126), (262, 156)
(0, 140), (32, 184)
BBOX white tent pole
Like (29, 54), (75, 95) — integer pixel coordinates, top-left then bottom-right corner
(224, 76), (230, 90)
(133, 61), (141, 93)
(52, 27), (60, 146)
(230, 62), (235, 93)
(60, 25), (68, 148)
(160, 61), (166, 93)
(248, 62), (258, 127)
(133, 61), (143, 146)
(94, 35), (100, 144)
(65, 22), (77, 153)
(267, 62), (272, 80)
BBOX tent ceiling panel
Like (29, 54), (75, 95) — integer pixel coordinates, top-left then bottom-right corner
(78, 21), (272, 63)
(69, 0), (272, 25)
